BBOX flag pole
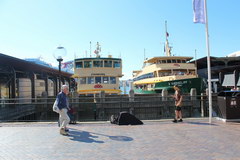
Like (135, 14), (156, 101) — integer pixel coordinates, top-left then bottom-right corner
(204, 0), (212, 123)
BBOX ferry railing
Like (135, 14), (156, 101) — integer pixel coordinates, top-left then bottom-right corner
(0, 94), (218, 122)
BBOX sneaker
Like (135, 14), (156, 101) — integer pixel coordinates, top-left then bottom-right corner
(178, 119), (183, 122)
(65, 128), (69, 132)
(172, 119), (177, 123)
(60, 128), (68, 136)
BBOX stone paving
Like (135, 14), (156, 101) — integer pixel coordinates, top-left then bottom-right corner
(0, 118), (240, 160)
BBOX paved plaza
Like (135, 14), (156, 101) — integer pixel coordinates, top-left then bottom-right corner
(0, 118), (240, 160)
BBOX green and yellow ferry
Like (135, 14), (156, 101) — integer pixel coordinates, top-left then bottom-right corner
(133, 27), (203, 94)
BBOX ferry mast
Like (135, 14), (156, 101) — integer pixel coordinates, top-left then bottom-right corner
(165, 21), (171, 57)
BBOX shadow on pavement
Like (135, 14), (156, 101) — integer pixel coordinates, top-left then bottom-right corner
(68, 130), (104, 143)
(185, 121), (218, 126)
(108, 136), (133, 141)
(68, 129), (133, 143)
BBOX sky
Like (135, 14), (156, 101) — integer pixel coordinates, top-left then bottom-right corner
(0, 0), (240, 80)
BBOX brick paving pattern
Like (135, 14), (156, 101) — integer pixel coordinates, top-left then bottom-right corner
(0, 118), (240, 160)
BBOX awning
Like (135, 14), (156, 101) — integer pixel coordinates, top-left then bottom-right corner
(222, 74), (235, 86)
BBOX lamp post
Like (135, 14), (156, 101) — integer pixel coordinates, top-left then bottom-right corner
(54, 46), (67, 93)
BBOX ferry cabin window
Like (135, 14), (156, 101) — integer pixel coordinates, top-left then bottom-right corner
(172, 60), (176, 63)
(79, 78), (86, 84)
(182, 60), (186, 63)
(93, 61), (103, 67)
(189, 70), (195, 75)
(162, 60), (166, 63)
(103, 77), (109, 84)
(177, 60), (181, 63)
(95, 77), (102, 84)
(110, 77), (116, 84)
(167, 60), (171, 63)
(104, 60), (112, 67)
(84, 61), (92, 68)
(87, 77), (94, 84)
(76, 61), (83, 68)
(113, 61), (121, 68)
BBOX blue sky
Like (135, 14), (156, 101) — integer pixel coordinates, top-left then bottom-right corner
(0, 0), (240, 79)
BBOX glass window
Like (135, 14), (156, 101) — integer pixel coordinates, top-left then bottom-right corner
(167, 60), (171, 63)
(79, 78), (86, 84)
(93, 61), (103, 67)
(172, 60), (176, 63)
(162, 60), (166, 63)
(177, 59), (181, 63)
(95, 77), (102, 84)
(113, 61), (121, 68)
(103, 77), (109, 84)
(182, 60), (186, 63)
(75, 61), (83, 68)
(104, 60), (112, 67)
(110, 77), (116, 84)
(87, 77), (94, 84)
(84, 61), (92, 68)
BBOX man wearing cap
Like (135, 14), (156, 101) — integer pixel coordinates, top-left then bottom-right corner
(172, 85), (183, 123)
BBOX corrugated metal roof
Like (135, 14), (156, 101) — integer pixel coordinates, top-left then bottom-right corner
(0, 53), (72, 77)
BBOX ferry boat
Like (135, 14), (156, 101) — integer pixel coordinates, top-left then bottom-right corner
(133, 23), (203, 94)
(73, 42), (122, 95)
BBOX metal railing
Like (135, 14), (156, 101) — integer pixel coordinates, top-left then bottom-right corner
(0, 94), (218, 122)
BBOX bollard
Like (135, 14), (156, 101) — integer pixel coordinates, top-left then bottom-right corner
(40, 91), (48, 121)
(129, 89), (134, 102)
(161, 89), (169, 117)
(72, 91), (79, 121)
(99, 91), (105, 103)
(99, 91), (105, 119)
(129, 89), (135, 114)
(190, 88), (197, 101)
(206, 88), (209, 96)
(201, 93), (204, 117)
(190, 88), (200, 117)
(41, 91), (48, 108)
(162, 89), (168, 101)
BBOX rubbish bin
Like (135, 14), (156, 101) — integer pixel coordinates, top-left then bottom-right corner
(217, 91), (240, 120)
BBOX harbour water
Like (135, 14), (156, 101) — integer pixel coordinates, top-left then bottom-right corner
(119, 80), (132, 94)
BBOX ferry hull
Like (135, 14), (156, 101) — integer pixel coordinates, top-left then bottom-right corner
(134, 78), (203, 95)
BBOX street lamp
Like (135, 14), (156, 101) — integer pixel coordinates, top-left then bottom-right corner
(53, 46), (67, 93)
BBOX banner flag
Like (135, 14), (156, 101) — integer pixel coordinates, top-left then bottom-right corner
(193, 0), (206, 24)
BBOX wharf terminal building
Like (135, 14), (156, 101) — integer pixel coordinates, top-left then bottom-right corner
(194, 51), (240, 93)
(0, 53), (73, 99)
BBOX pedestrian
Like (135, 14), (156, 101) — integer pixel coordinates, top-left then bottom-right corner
(172, 85), (183, 123)
(57, 85), (70, 135)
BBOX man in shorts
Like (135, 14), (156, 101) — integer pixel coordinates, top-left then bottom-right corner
(172, 85), (183, 123)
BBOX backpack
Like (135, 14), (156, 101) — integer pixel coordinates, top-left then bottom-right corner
(52, 99), (60, 113)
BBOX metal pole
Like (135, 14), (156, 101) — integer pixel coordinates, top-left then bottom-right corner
(58, 60), (61, 93)
(57, 57), (63, 93)
(204, 0), (212, 123)
(195, 49), (198, 75)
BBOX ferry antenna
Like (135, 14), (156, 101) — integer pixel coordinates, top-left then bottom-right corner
(90, 41), (92, 57)
(144, 48), (146, 60)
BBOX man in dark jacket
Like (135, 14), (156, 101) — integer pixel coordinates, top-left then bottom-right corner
(57, 85), (70, 136)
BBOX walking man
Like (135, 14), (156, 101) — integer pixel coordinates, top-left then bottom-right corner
(57, 85), (70, 135)
(172, 85), (183, 123)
